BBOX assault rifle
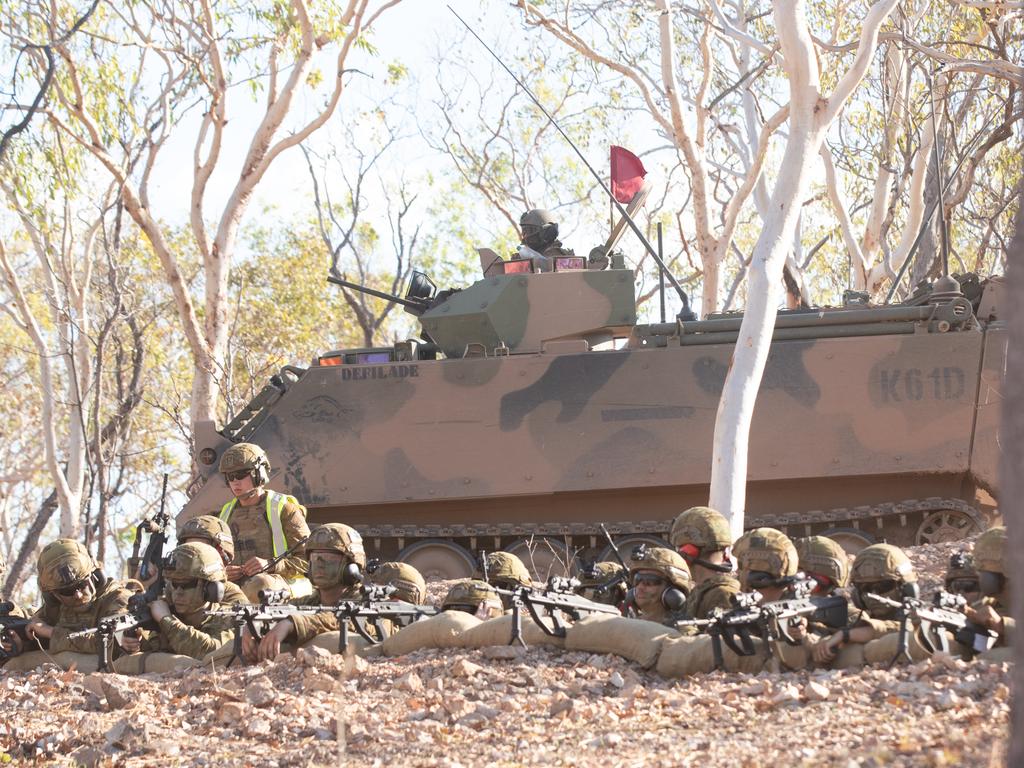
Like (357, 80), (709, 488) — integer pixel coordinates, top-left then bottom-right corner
(209, 584), (438, 665)
(491, 575), (622, 646)
(127, 473), (170, 613)
(674, 582), (849, 667)
(68, 605), (157, 672)
(0, 602), (47, 660)
(864, 590), (998, 665)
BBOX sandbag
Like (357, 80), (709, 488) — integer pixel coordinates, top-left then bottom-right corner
(202, 641), (239, 667)
(459, 614), (566, 650)
(832, 642), (866, 670)
(1, 650), (53, 673)
(655, 636), (717, 677)
(112, 652), (198, 675)
(864, 628), (936, 665)
(772, 639), (811, 672)
(300, 631), (375, 656)
(51, 651), (100, 674)
(380, 611), (481, 657)
(565, 615), (678, 668)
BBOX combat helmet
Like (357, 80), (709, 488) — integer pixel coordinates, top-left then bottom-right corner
(306, 523), (366, 567)
(369, 561), (427, 604)
(442, 579), (503, 615)
(163, 542), (226, 610)
(577, 561), (626, 605)
(973, 527), (1006, 575)
(37, 539), (99, 593)
(851, 544), (917, 587)
(179, 515), (235, 563)
(733, 528), (799, 590)
(519, 209), (559, 251)
(669, 507), (734, 574)
(794, 535), (850, 588)
(944, 551), (978, 595)
(626, 545), (692, 593)
(218, 442), (271, 486)
(164, 542), (227, 584)
(476, 551), (532, 589)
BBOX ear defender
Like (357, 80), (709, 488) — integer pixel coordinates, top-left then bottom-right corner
(205, 580), (226, 604)
(343, 562), (363, 586)
(661, 588), (687, 611)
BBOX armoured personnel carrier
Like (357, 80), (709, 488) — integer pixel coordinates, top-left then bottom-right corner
(180, 255), (1004, 580)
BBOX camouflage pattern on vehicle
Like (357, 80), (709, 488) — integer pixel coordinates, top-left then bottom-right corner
(180, 260), (1004, 580)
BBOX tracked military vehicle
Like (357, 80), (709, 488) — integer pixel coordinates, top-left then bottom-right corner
(181, 254), (1004, 580)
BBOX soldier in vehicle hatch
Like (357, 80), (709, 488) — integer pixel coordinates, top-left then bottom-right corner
(215, 443), (312, 603)
(512, 209), (575, 272)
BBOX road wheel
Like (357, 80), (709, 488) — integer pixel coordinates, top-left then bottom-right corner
(914, 509), (982, 546)
(398, 538), (476, 581)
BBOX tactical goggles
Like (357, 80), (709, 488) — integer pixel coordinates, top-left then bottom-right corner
(54, 579), (90, 597)
(632, 573), (667, 587)
(223, 470), (252, 483)
(170, 578), (200, 591)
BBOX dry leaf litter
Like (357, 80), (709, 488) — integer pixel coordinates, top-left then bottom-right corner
(0, 538), (1008, 767)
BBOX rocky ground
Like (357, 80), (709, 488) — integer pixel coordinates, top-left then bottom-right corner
(0, 538), (1010, 767)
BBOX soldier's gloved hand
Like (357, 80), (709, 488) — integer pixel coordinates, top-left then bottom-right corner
(965, 603), (1005, 634)
(242, 557), (270, 577)
(258, 619), (294, 663)
(149, 599), (171, 622)
(26, 618), (53, 641)
(241, 626), (260, 663)
(226, 565), (245, 581)
(120, 633), (142, 654)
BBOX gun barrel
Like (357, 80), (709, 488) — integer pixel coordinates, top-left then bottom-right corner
(327, 274), (426, 312)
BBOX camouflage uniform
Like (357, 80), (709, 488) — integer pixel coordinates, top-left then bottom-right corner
(683, 574), (741, 620)
(848, 544), (917, 640)
(793, 535), (854, 637)
(137, 543), (244, 659)
(669, 507), (739, 620)
(282, 524), (366, 648)
(33, 540), (137, 656)
(626, 546), (691, 624)
(971, 526), (1013, 647)
(216, 443), (311, 600)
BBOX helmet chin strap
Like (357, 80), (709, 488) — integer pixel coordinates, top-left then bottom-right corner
(695, 558), (734, 574)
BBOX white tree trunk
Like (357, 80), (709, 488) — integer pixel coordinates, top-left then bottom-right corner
(709, 0), (899, 538)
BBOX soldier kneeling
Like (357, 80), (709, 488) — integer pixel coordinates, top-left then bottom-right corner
(114, 542), (243, 674)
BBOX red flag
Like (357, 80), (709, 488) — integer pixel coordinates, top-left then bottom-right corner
(610, 146), (647, 204)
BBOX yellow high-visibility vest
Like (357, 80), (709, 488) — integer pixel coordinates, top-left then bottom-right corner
(219, 490), (300, 557)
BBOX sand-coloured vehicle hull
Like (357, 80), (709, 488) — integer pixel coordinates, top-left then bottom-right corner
(183, 268), (1003, 578)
